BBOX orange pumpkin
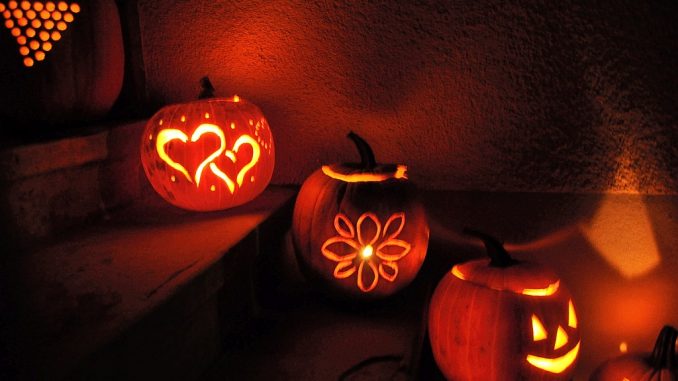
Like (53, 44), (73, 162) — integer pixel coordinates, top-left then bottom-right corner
(0, 0), (124, 128)
(590, 325), (677, 381)
(292, 132), (428, 299)
(429, 229), (580, 380)
(140, 78), (275, 211)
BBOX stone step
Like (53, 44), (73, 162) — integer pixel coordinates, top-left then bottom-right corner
(1, 186), (296, 380)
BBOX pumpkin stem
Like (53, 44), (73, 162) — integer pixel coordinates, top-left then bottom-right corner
(198, 76), (216, 99)
(463, 228), (517, 268)
(650, 325), (677, 370)
(347, 131), (377, 170)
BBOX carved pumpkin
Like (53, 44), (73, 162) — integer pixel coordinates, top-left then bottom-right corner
(0, 0), (124, 128)
(140, 78), (275, 211)
(590, 325), (677, 381)
(292, 132), (428, 299)
(428, 229), (580, 380)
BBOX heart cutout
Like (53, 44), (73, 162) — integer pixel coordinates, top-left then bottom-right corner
(155, 123), (261, 194)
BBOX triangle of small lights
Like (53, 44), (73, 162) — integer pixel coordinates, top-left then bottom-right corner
(1, 1), (80, 67)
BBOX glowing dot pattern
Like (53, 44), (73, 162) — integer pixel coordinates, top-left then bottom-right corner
(1, 1), (80, 67)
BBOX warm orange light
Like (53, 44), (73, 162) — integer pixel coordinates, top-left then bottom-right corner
(521, 281), (560, 296)
(156, 129), (193, 183)
(232, 95), (240, 102)
(451, 267), (560, 297)
(526, 342), (580, 374)
(361, 245), (374, 259)
(155, 124), (261, 195)
(619, 342), (628, 353)
(568, 299), (577, 328)
(582, 196), (660, 279)
(321, 164), (408, 183)
(231, 135), (260, 187)
(191, 124), (225, 187)
(554, 326), (569, 350)
(451, 265), (466, 280)
(532, 315), (548, 341)
(2, 2), (80, 67)
(321, 212), (411, 292)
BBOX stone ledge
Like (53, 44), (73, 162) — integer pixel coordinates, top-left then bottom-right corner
(0, 121), (149, 247)
(1, 186), (296, 380)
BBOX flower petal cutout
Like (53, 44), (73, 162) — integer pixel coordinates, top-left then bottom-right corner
(334, 260), (357, 279)
(357, 212), (381, 246)
(334, 213), (355, 238)
(382, 212), (405, 240)
(322, 237), (359, 262)
(357, 260), (379, 292)
(379, 261), (398, 282)
(376, 239), (411, 261)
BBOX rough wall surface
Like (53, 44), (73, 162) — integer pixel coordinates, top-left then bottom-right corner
(137, 0), (677, 193)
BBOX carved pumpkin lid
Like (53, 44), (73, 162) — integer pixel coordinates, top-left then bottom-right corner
(452, 229), (562, 296)
(322, 132), (408, 183)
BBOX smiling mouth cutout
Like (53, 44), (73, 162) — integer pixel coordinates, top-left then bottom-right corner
(526, 341), (580, 374)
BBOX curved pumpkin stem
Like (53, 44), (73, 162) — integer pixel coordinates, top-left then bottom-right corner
(650, 325), (677, 370)
(347, 131), (377, 170)
(198, 76), (216, 99)
(463, 228), (518, 268)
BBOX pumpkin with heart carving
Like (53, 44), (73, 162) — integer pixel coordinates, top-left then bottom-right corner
(140, 81), (274, 211)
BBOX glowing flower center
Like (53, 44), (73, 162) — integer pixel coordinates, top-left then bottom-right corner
(321, 212), (412, 293)
(361, 245), (374, 259)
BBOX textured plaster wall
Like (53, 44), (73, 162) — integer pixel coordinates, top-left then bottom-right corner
(137, 0), (677, 193)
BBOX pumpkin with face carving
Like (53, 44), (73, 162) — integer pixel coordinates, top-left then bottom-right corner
(428, 229), (581, 381)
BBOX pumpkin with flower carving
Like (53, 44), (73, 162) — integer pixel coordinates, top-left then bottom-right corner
(292, 132), (429, 299)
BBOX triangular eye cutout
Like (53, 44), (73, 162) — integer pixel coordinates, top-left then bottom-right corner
(568, 299), (577, 328)
(554, 326), (569, 350)
(532, 314), (548, 341)
(1, 1), (81, 67)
